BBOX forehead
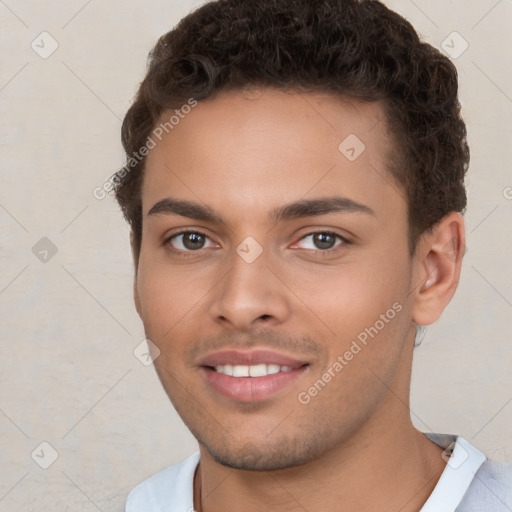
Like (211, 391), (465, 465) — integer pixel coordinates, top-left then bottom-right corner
(141, 87), (404, 222)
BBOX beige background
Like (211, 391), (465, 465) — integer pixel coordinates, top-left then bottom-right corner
(0, 0), (511, 510)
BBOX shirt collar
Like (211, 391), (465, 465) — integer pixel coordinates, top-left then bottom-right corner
(419, 432), (487, 512)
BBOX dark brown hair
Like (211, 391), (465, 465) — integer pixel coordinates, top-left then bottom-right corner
(114, 0), (469, 256)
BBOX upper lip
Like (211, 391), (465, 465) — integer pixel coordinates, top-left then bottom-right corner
(198, 349), (308, 369)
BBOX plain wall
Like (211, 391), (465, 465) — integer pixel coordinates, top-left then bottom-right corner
(1, 0), (511, 510)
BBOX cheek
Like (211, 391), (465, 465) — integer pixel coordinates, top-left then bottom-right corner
(135, 249), (221, 350)
(294, 254), (410, 336)
(290, 246), (413, 388)
(135, 254), (187, 338)
(295, 272), (411, 421)
(136, 266), (194, 380)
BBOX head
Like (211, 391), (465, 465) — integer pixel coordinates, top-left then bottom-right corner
(114, 0), (468, 471)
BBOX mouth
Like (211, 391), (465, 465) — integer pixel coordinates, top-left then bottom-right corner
(198, 350), (310, 402)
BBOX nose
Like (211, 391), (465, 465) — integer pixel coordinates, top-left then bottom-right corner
(209, 247), (292, 331)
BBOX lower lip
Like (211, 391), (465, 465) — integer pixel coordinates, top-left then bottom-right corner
(201, 366), (308, 402)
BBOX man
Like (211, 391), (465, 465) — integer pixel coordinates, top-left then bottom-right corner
(114, 0), (512, 510)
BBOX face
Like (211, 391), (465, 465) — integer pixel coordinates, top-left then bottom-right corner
(134, 87), (418, 471)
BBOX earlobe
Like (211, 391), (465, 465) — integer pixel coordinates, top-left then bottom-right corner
(412, 212), (466, 326)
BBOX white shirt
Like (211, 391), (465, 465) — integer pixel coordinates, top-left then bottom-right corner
(125, 433), (512, 511)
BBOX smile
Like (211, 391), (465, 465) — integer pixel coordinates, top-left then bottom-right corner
(198, 349), (310, 402)
(213, 363), (293, 377)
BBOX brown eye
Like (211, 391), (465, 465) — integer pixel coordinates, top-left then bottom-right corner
(183, 232), (205, 250)
(312, 233), (336, 250)
(168, 231), (214, 251)
(297, 232), (345, 251)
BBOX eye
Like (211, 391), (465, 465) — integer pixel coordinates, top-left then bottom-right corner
(295, 231), (346, 251)
(166, 231), (216, 252)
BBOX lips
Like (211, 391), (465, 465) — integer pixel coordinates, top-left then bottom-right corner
(198, 349), (307, 368)
(198, 349), (309, 402)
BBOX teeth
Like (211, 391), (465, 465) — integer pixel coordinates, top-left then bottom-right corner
(214, 364), (294, 377)
(267, 364), (281, 375)
(249, 364), (267, 377)
(232, 365), (249, 377)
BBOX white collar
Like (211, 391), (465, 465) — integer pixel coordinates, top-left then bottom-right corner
(420, 433), (486, 512)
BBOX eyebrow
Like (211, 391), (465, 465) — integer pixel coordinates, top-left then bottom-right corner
(147, 195), (375, 224)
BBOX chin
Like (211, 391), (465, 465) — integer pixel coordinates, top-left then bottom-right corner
(200, 436), (319, 471)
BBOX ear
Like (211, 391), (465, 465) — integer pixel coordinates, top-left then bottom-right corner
(411, 212), (466, 326)
(130, 231), (142, 317)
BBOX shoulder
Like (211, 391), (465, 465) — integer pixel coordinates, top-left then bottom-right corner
(125, 452), (200, 512)
(457, 459), (512, 511)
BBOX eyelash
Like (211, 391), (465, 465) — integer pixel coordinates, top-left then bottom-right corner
(294, 231), (349, 256)
(164, 230), (215, 257)
(164, 229), (350, 257)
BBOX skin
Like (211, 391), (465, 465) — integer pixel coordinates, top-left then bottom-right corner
(132, 87), (466, 511)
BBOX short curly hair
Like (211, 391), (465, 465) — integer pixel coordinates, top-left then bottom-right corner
(114, 0), (469, 257)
